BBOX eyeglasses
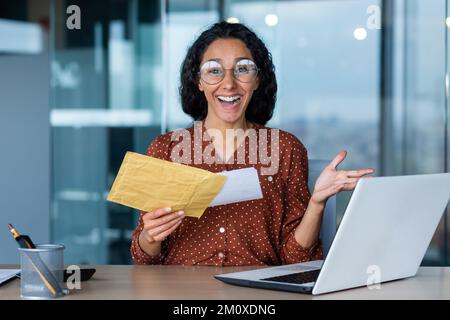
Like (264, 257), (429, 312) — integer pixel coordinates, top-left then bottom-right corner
(199, 59), (259, 85)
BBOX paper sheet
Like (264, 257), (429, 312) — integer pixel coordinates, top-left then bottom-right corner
(107, 152), (227, 218)
(210, 167), (263, 206)
(0, 269), (20, 285)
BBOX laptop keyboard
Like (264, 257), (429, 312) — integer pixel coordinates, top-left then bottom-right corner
(261, 269), (320, 285)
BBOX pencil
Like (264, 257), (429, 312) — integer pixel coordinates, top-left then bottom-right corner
(8, 224), (35, 249)
(8, 224), (60, 296)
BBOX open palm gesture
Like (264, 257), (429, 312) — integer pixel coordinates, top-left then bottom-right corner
(311, 151), (374, 205)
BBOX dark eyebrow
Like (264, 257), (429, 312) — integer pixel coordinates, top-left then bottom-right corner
(204, 57), (253, 63)
(235, 57), (253, 62)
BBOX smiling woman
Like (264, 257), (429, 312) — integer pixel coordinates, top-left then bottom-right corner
(130, 21), (374, 266)
(198, 57), (259, 120)
(180, 22), (277, 126)
(197, 39), (260, 127)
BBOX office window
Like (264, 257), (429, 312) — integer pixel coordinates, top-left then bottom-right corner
(222, 0), (381, 226)
(382, 0), (449, 265)
(165, 0), (220, 131)
(50, 0), (163, 264)
(47, 0), (450, 266)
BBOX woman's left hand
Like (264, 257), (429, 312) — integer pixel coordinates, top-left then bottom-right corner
(311, 151), (374, 206)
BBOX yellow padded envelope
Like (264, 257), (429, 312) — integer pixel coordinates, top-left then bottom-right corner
(107, 151), (227, 219)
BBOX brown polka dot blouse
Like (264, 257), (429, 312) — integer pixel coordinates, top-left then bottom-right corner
(131, 121), (322, 266)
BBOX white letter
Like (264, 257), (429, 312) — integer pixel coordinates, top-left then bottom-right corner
(204, 128), (223, 165)
(366, 5), (381, 30)
(66, 5), (81, 30)
(66, 265), (81, 289)
(170, 129), (191, 164)
(366, 265), (381, 290)
(193, 121), (203, 164)
(260, 128), (280, 176)
(225, 128), (245, 165)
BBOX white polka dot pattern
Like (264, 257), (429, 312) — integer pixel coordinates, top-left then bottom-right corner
(130, 122), (322, 266)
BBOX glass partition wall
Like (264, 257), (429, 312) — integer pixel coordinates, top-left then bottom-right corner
(381, 0), (449, 265)
(50, 0), (450, 265)
(50, 0), (163, 264)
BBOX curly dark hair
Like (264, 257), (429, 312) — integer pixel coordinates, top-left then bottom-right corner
(179, 21), (277, 125)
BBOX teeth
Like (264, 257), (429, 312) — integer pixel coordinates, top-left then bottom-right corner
(218, 96), (240, 102)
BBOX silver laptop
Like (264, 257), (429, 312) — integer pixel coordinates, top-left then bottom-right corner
(215, 173), (450, 295)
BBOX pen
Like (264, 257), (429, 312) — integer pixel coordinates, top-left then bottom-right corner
(7, 224), (62, 296)
(8, 224), (36, 249)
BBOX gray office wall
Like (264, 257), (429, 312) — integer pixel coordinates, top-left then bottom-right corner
(0, 54), (50, 263)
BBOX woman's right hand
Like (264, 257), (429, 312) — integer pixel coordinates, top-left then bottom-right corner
(140, 207), (185, 244)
